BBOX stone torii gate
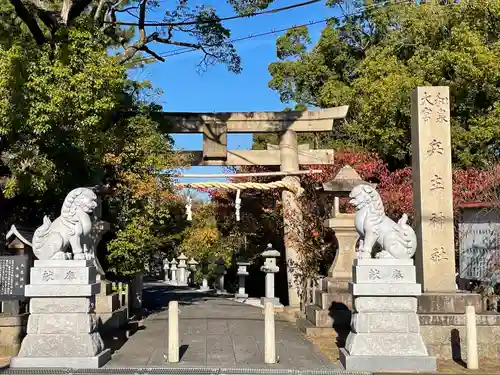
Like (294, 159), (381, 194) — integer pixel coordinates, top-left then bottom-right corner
(154, 107), (348, 308)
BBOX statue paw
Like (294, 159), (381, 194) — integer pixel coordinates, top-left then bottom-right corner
(51, 252), (69, 260)
(376, 250), (394, 259)
(74, 253), (86, 260)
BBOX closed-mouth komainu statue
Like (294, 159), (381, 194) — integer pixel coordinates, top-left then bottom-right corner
(349, 184), (417, 259)
(32, 187), (98, 260)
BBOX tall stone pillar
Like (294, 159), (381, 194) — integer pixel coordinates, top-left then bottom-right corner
(279, 129), (301, 308)
(411, 86), (481, 313)
(10, 260), (111, 368)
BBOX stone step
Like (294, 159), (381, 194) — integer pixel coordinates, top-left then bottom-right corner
(97, 306), (128, 332)
(314, 289), (353, 310)
(305, 304), (352, 328)
(295, 317), (338, 337)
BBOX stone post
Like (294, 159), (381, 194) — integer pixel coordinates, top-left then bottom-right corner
(411, 87), (481, 312)
(163, 259), (170, 284)
(170, 259), (178, 286)
(279, 129), (302, 308)
(215, 258), (227, 294)
(10, 260), (111, 368)
(187, 258), (198, 285)
(339, 258), (436, 372)
(235, 260), (251, 299)
(177, 254), (188, 286)
(260, 244), (283, 308)
(199, 260), (210, 291)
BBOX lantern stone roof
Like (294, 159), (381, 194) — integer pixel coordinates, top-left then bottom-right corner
(321, 165), (376, 195)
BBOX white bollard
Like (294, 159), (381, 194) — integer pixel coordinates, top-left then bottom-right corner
(465, 305), (478, 370)
(168, 301), (179, 363)
(264, 301), (276, 364)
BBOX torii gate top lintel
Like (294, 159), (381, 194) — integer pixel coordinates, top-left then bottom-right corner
(155, 106), (349, 133)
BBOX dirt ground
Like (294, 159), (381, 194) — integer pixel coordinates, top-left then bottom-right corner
(308, 336), (500, 374)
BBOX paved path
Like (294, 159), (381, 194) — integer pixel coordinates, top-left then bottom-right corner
(106, 284), (337, 369)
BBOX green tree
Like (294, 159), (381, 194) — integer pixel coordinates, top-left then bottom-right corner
(268, 0), (500, 168)
(0, 7), (184, 276)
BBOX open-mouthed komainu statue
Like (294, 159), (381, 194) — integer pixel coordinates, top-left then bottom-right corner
(349, 184), (417, 259)
(32, 187), (98, 260)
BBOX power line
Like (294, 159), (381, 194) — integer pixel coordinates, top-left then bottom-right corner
(134, 0), (411, 64)
(106, 0), (322, 27)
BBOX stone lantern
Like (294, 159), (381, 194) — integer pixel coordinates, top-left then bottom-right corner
(199, 259), (210, 291)
(187, 258), (198, 285)
(321, 165), (375, 282)
(307, 165), (375, 329)
(163, 258), (170, 284)
(177, 253), (188, 286)
(215, 258), (227, 294)
(170, 259), (178, 285)
(235, 258), (251, 299)
(260, 244), (282, 308)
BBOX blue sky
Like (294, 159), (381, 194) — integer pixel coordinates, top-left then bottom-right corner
(128, 0), (338, 192)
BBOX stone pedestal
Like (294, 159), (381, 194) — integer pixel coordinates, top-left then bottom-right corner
(340, 258), (436, 372)
(199, 260), (210, 291)
(170, 259), (178, 286)
(260, 244), (283, 308)
(235, 261), (250, 299)
(215, 258), (227, 294)
(177, 254), (188, 286)
(10, 260), (111, 368)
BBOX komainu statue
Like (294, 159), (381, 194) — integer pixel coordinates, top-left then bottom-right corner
(32, 187), (98, 260)
(349, 184), (417, 259)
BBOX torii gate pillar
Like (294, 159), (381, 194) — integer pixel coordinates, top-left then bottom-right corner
(279, 130), (301, 307)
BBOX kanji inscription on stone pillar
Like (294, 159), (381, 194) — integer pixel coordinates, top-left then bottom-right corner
(411, 86), (456, 292)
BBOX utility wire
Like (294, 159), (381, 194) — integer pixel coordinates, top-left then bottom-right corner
(106, 0), (323, 27)
(134, 0), (411, 64)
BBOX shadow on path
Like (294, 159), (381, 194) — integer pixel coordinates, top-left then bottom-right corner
(106, 283), (338, 369)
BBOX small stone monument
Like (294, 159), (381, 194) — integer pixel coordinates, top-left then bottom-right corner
(260, 244), (283, 309)
(163, 258), (170, 283)
(339, 184), (436, 372)
(235, 259), (251, 299)
(187, 258), (198, 285)
(177, 253), (188, 286)
(215, 258), (227, 294)
(199, 259), (210, 291)
(170, 259), (178, 286)
(10, 187), (111, 368)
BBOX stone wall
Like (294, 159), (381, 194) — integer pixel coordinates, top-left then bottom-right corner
(420, 313), (500, 359)
(0, 314), (28, 357)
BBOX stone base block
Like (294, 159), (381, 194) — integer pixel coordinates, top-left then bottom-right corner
(10, 348), (111, 368)
(418, 292), (483, 314)
(30, 297), (95, 314)
(345, 332), (428, 356)
(349, 281), (421, 296)
(25, 283), (100, 297)
(18, 332), (103, 357)
(27, 313), (98, 334)
(235, 293), (248, 299)
(199, 286), (210, 292)
(339, 348), (437, 372)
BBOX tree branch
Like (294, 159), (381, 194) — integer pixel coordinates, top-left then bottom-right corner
(60, 0), (94, 25)
(9, 0), (46, 44)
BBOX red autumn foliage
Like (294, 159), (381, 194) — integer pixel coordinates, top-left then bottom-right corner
(305, 149), (499, 221)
